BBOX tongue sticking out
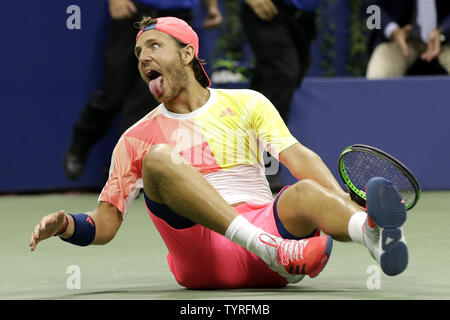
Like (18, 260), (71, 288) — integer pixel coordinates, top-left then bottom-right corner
(149, 76), (163, 97)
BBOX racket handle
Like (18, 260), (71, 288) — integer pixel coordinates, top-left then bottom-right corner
(346, 185), (367, 208)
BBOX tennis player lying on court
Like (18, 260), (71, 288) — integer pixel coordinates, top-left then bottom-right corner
(29, 16), (409, 289)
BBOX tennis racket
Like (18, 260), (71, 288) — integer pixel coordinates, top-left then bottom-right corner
(338, 144), (421, 210)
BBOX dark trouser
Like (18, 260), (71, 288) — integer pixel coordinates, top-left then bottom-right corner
(70, 3), (192, 154)
(240, 3), (316, 123)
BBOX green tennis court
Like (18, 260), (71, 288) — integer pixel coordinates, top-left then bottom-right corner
(1, 191), (449, 300)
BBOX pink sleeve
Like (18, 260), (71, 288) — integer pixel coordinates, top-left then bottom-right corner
(98, 135), (146, 217)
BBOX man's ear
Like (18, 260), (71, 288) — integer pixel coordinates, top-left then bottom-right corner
(181, 44), (195, 66)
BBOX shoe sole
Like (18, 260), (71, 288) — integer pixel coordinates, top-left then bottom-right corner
(367, 177), (408, 276)
(309, 235), (333, 278)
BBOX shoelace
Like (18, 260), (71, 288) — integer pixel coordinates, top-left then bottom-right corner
(259, 233), (308, 266)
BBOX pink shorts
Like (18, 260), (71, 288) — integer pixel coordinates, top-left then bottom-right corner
(146, 196), (290, 289)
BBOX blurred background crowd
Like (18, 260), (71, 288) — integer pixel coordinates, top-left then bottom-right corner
(1, 0), (449, 194)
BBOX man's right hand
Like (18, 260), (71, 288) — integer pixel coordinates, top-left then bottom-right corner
(29, 210), (67, 252)
(108, 0), (137, 20)
(246, 0), (278, 21)
(391, 24), (412, 58)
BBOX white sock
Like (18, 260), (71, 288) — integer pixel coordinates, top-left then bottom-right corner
(348, 211), (367, 245)
(225, 215), (270, 259)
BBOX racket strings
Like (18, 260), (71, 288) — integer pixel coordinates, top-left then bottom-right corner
(343, 151), (416, 206)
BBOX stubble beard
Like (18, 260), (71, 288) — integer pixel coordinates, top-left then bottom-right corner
(161, 54), (190, 104)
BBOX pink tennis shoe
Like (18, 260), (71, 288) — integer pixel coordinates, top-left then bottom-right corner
(259, 234), (333, 283)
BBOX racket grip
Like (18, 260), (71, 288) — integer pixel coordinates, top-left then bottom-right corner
(346, 185), (367, 208)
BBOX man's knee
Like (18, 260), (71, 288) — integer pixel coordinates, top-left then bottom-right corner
(438, 44), (450, 74)
(277, 179), (321, 235)
(143, 144), (178, 176)
(287, 179), (324, 211)
(366, 42), (409, 79)
(292, 179), (322, 197)
(142, 144), (179, 201)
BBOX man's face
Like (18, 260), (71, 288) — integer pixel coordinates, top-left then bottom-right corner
(135, 29), (189, 102)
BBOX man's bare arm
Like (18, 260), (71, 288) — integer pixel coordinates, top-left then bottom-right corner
(29, 201), (123, 251)
(279, 142), (348, 198)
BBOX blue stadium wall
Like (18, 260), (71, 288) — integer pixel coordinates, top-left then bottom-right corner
(1, 1), (449, 193)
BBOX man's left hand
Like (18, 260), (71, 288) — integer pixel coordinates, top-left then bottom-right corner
(421, 29), (442, 62)
(203, 5), (223, 29)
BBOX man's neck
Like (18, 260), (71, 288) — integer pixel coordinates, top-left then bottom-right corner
(164, 82), (210, 114)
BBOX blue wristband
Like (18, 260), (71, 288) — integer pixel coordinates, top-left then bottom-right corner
(61, 214), (96, 246)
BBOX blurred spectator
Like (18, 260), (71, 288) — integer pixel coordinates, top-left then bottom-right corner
(64, 0), (222, 181)
(365, 0), (450, 79)
(240, 0), (319, 192)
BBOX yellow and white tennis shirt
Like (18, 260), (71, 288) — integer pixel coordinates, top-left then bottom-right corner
(99, 88), (299, 217)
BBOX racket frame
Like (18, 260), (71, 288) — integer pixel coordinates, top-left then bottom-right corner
(338, 144), (421, 210)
